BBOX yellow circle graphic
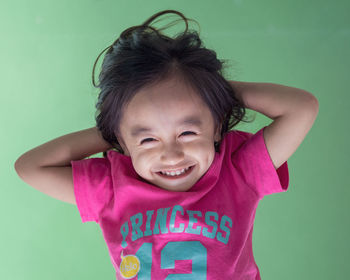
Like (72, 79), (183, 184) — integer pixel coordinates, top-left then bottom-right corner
(120, 254), (140, 279)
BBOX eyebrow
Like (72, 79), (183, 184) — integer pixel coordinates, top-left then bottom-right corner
(130, 115), (203, 137)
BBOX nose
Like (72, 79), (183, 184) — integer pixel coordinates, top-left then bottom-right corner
(160, 141), (184, 165)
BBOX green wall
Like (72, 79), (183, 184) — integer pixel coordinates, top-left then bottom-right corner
(3, 0), (348, 279)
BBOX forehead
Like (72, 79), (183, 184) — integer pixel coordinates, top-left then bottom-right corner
(129, 77), (203, 107)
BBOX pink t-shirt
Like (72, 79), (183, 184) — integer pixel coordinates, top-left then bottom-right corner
(71, 126), (289, 280)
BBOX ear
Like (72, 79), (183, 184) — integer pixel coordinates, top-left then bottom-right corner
(116, 132), (130, 156)
(214, 122), (222, 142)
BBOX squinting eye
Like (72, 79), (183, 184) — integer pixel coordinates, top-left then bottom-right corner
(140, 138), (155, 144)
(181, 131), (196, 136)
(140, 132), (196, 145)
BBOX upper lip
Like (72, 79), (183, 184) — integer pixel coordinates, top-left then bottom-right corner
(157, 165), (194, 173)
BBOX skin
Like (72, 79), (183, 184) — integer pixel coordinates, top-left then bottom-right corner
(117, 75), (221, 192)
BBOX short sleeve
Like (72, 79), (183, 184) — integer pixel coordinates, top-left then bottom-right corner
(231, 126), (289, 199)
(70, 157), (113, 223)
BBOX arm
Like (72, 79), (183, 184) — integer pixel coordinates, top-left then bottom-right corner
(14, 127), (113, 204)
(230, 81), (319, 169)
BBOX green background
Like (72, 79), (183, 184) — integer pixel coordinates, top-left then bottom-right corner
(2, 0), (348, 279)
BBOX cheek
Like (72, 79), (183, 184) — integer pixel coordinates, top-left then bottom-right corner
(197, 140), (216, 161)
(185, 141), (215, 165)
(131, 152), (154, 174)
(188, 138), (215, 152)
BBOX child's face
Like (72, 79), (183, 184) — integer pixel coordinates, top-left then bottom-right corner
(117, 76), (221, 192)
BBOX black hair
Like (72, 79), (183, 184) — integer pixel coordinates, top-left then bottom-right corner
(92, 9), (254, 158)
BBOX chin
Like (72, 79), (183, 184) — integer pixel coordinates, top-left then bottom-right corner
(157, 182), (195, 192)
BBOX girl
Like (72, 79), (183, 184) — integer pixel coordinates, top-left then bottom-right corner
(14, 9), (319, 280)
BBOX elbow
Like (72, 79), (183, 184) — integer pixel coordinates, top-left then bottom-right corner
(309, 94), (319, 115)
(14, 158), (24, 177)
(302, 92), (319, 114)
(14, 156), (28, 176)
(307, 92), (319, 106)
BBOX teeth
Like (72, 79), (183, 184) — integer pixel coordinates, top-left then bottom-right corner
(161, 167), (190, 176)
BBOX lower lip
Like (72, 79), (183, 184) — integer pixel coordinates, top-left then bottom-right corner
(156, 165), (195, 180)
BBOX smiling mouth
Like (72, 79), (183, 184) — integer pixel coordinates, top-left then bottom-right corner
(156, 165), (195, 179)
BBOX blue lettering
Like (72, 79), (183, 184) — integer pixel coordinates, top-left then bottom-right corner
(169, 205), (185, 233)
(153, 207), (170, 235)
(120, 221), (129, 248)
(217, 215), (232, 244)
(144, 210), (154, 236)
(130, 213), (143, 241)
(202, 211), (218, 239)
(185, 210), (202, 235)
